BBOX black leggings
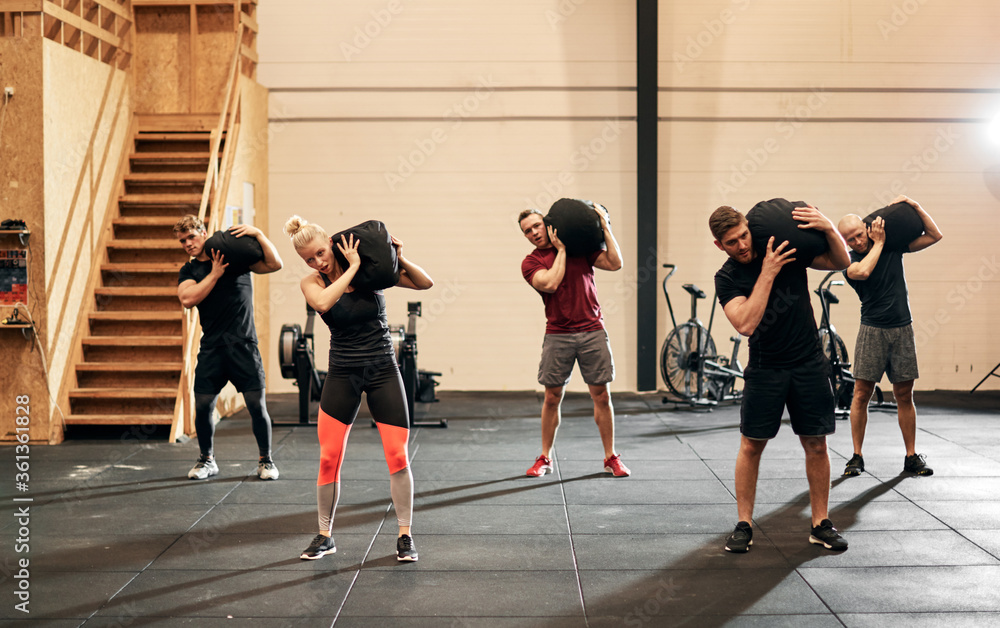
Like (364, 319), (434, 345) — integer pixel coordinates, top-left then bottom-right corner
(194, 389), (272, 458)
(319, 361), (409, 429)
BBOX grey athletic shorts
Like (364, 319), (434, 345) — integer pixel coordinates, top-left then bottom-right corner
(538, 330), (615, 387)
(852, 323), (919, 384)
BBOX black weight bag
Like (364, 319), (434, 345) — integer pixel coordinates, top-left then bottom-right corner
(544, 198), (608, 258)
(331, 220), (400, 291)
(204, 229), (265, 276)
(863, 202), (924, 251)
(746, 198), (828, 264)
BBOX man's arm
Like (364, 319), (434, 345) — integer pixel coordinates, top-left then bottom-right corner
(896, 195), (943, 252)
(845, 217), (885, 281)
(793, 205), (850, 271)
(177, 250), (227, 308)
(529, 226), (567, 293)
(592, 204), (623, 272)
(230, 224), (283, 274)
(721, 237), (796, 336)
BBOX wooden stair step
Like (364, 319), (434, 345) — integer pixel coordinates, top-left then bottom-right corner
(107, 239), (184, 249)
(120, 194), (203, 204)
(113, 216), (182, 226)
(95, 287), (178, 297)
(64, 414), (175, 425)
(83, 336), (183, 346)
(136, 132), (214, 141)
(130, 152), (214, 162)
(76, 362), (183, 372)
(125, 172), (207, 183)
(70, 388), (176, 399)
(101, 262), (183, 272)
(89, 310), (183, 321)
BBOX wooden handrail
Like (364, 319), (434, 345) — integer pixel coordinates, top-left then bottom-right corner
(174, 10), (245, 441)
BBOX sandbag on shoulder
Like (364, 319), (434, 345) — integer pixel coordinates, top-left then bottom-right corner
(746, 198), (828, 263)
(204, 229), (265, 276)
(544, 198), (608, 258)
(864, 202), (923, 251)
(331, 220), (400, 291)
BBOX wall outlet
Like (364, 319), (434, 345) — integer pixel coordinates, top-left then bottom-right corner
(3, 87), (13, 98)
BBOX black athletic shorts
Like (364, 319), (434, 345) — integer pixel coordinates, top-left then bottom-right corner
(193, 340), (266, 395)
(320, 359), (409, 429)
(740, 351), (835, 440)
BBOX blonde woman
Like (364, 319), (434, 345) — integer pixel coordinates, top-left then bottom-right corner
(284, 216), (432, 562)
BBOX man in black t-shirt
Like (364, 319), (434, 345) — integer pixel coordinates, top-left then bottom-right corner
(175, 215), (283, 481)
(837, 195), (943, 478)
(710, 203), (850, 554)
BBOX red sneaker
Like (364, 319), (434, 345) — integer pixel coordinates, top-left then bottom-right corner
(526, 455), (553, 477)
(603, 454), (631, 477)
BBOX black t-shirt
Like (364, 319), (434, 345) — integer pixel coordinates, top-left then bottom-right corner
(715, 256), (821, 369)
(845, 246), (911, 328)
(178, 260), (256, 348)
(319, 279), (394, 367)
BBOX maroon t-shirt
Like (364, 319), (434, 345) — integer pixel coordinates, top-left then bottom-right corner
(522, 248), (604, 334)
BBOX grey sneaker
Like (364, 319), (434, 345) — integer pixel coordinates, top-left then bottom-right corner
(809, 519), (848, 551)
(725, 521), (753, 553)
(396, 534), (418, 562)
(188, 455), (219, 480)
(903, 453), (933, 476)
(843, 454), (865, 477)
(300, 534), (336, 560)
(257, 459), (279, 481)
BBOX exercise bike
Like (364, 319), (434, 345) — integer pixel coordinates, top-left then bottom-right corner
(659, 264), (744, 407)
(814, 271), (893, 418)
(277, 301), (445, 427)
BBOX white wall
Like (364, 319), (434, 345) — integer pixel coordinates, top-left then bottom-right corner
(258, 0), (1000, 393)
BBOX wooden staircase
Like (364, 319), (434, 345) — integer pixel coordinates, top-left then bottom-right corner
(65, 123), (221, 427)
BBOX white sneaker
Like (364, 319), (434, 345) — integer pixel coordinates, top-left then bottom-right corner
(257, 460), (279, 480)
(188, 456), (219, 480)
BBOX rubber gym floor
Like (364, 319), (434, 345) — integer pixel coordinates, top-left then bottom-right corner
(4, 389), (1000, 627)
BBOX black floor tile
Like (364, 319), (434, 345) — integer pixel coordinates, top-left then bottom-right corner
(13, 391), (1000, 624)
(800, 565), (1000, 612)
(338, 570), (585, 617)
(93, 569), (351, 619)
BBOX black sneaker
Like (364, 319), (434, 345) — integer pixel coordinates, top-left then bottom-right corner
(843, 454), (865, 477)
(809, 519), (848, 551)
(904, 453), (933, 476)
(396, 534), (418, 562)
(300, 534), (336, 560)
(725, 521), (753, 553)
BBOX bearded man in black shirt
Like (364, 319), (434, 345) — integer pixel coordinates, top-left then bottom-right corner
(710, 203), (850, 554)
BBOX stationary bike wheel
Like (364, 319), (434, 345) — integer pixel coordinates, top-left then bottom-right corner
(819, 329), (849, 365)
(660, 322), (717, 400)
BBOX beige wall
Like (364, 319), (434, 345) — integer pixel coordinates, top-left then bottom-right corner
(658, 0), (1000, 392)
(258, 0), (1000, 393)
(43, 40), (134, 419)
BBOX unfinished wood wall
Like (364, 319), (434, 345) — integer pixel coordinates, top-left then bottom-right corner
(257, 0), (1000, 393)
(0, 36), (48, 441)
(133, 3), (237, 114)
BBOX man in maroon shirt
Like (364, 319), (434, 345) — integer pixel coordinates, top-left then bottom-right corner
(518, 204), (629, 477)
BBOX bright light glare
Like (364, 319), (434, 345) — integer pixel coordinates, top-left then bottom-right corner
(989, 111), (1000, 145)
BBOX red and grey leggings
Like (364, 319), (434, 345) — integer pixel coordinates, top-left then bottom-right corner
(315, 360), (412, 532)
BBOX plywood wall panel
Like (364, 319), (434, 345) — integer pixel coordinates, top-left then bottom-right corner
(0, 37), (49, 441)
(134, 6), (190, 113)
(194, 4), (234, 113)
